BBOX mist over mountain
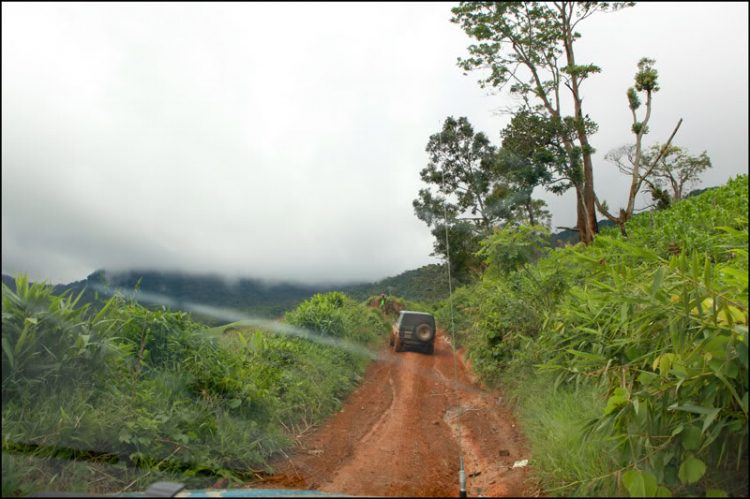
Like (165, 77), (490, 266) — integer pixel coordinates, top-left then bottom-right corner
(1, 217), (662, 326)
(1, 265), (451, 326)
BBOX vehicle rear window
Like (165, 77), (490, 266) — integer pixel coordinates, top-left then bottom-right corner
(400, 313), (434, 328)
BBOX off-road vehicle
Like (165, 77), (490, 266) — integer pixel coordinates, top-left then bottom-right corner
(390, 311), (436, 354)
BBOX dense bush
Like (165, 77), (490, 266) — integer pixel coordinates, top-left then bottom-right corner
(2, 283), (389, 496)
(438, 175), (749, 496)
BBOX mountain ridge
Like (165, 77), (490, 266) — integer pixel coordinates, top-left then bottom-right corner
(1, 216), (656, 325)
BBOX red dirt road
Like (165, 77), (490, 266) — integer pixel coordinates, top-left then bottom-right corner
(252, 333), (536, 497)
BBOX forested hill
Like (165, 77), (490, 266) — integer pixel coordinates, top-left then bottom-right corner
(0, 264), (453, 323)
(340, 263), (451, 303)
(1, 207), (705, 322)
(1, 271), (343, 322)
(0, 221), (644, 323)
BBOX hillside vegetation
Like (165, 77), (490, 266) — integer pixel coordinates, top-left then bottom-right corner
(1, 264), (453, 326)
(343, 264), (452, 304)
(436, 175), (748, 496)
(2, 283), (389, 496)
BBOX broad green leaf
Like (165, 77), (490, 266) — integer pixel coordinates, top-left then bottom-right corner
(621, 470), (636, 490)
(693, 251), (705, 282)
(638, 371), (658, 385)
(632, 398), (647, 424)
(622, 470), (657, 497)
(716, 225), (744, 236)
(659, 353), (675, 378)
(228, 399), (242, 409)
(655, 486), (672, 497)
(678, 456), (706, 484)
(605, 393), (628, 415)
(625, 344), (642, 361)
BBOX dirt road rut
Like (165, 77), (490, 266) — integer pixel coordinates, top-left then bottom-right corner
(253, 333), (535, 497)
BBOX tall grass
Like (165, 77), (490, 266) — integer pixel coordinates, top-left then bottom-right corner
(503, 369), (620, 496)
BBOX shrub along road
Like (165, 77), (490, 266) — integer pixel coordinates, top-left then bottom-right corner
(249, 331), (536, 497)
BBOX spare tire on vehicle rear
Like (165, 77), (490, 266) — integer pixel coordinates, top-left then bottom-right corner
(415, 324), (434, 342)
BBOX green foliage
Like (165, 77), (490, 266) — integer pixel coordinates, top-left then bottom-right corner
(413, 116), (499, 231)
(643, 144), (713, 202)
(503, 369), (621, 496)
(429, 222), (484, 284)
(414, 116), (513, 277)
(433, 285), (482, 349)
(2, 283), (389, 496)
(2, 275), (118, 401)
(451, 1), (632, 243)
(343, 263), (454, 304)
(437, 175), (749, 496)
(366, 294), (433, 316)
(450, 2), (632, 92)
(285, 291), (386, 345)
(635, 57), (660, 93)
(500, 111), (590, 196)
(476, 224), (551, 275)
(414, 116), (555, 281)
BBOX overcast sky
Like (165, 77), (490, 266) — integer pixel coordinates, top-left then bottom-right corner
(2, 2), (748, 285)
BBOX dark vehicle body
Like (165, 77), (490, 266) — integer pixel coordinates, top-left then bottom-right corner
(390, 311), (436, 354)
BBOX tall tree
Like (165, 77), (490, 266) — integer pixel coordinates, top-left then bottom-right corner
(494, 146), (553, 227)
(451, 1), (633, 243)
(429, 221), (484, 283)
(500, 109), (597, 233)
(413, 116), (504, 236)
(413, 117), (512, 280)
(644, 145), (712, 204)
(605, 143), (711, 210)
(595, 58), (683, 235)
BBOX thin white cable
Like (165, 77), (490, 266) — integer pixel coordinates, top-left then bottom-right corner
(439, 123), (466, 496)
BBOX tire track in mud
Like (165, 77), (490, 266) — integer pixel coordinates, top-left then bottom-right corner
(249, 332), (536, 497)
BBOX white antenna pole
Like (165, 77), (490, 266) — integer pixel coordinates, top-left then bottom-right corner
(439, 119), (467, 498)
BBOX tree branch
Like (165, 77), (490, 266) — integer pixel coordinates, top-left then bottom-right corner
(635, 118), (683, 194)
